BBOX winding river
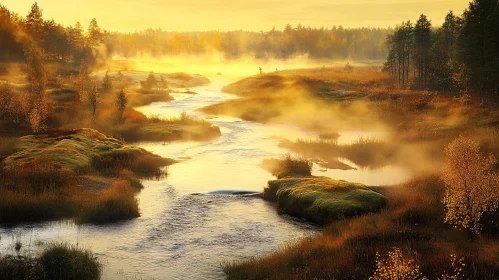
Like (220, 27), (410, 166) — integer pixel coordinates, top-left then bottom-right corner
(0, 75), (411, 279)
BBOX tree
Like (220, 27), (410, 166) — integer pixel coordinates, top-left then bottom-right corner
(88, 18), (101, 50)
(101, 71), (113, 93)
(88, 83), (98, 121)
(159, 75), (168, 91)
(116, 71), (126, 90)
(115, 89), (127, 121)
(25, 2), (44, 44)
(77, 59), (88, 102)
(457, 0), (499, 101)
(427, 11), (461, 91)
(25, 46), (46, 97)
(384, 21), (413, 86)
(442, 136), (499, 234)
(140, 72), (157, 90)
(414, 14), (432, 88)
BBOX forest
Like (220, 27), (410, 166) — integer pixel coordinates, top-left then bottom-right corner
(0, 3), (389, 64)
(383, 1), (499, 101)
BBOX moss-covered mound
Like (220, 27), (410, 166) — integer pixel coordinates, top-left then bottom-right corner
(263, 176), (387, 224)
(2, 128), (173, 175)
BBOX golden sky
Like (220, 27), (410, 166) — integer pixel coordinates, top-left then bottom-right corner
(3, 0), (471, 32)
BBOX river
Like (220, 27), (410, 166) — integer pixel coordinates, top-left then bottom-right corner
(0, 75), (411, 279)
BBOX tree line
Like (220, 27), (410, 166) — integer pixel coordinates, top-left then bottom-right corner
(1, 2), (107, 64)
(383, 0), (499, 101)
(109, 25), (390, 60)
(1, 2), (390, 64)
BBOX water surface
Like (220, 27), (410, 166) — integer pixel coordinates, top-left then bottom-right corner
(0, 75), (411, 279)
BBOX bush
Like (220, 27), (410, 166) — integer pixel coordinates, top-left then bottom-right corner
(39, 243), (102, 280)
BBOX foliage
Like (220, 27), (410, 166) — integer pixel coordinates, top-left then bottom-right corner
(384, 1), (499, 98)
(442, 136), (499, 234)
(101, 71), (112, 92)
(115, 89), (127, 120)
(88, 83), (98, 121)
(370, 248), (427, 280)
(140, 72), (158, 90)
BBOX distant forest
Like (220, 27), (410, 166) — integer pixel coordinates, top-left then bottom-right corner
(383, 0), (499, 100)
(1, 1), (498, 100)
(0, 2), (389, 63)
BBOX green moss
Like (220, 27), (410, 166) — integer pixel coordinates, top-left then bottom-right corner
(3, 128), (172, 176)
(264, 176), (387, 224)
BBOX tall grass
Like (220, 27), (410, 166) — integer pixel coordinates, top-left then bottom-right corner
(260, 154), (312, 178)
(40, 243), (101, 280)
(280, 136), (396, 169)
(78, 180), (139, 224)
(0, 243), (102, 280)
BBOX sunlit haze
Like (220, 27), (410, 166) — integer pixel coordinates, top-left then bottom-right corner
(3, 0), (470, 32)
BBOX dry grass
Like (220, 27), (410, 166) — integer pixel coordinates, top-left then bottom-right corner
(259, 154), (312, 178)
(279, 136), (397, 169)
(224, 174), (499, 279)
(77, 180), (139, 224)
(0, 243), (102, 280)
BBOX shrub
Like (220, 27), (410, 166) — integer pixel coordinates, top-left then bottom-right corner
(39, 243), (102, 280)
(442, 136), (499, 234)
(369, 248), (426, 280)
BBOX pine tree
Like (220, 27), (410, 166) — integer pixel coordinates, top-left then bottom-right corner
(88, 18), (101, 50)
(101, 71), (113, 93)
(458, 0), (499, 101)
(115, 89), (127, 121)
(25, 2), (44, 44)
(414, 14), (432, 88)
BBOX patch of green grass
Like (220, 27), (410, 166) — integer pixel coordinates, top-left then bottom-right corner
(263, 176), (387, 224)
(3, 128), (172, 177)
